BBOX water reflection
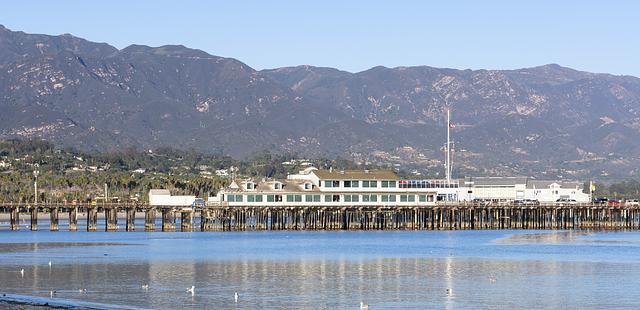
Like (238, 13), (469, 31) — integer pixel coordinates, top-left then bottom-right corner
(0, 255), (638, 309)
(1, 230), (640, 309)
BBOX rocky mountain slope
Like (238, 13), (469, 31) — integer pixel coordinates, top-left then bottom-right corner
(1, 25), (639, 180)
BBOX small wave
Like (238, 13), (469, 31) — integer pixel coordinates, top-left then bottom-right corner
(495, 231), (593, 244)
(0, 293), (149, 310)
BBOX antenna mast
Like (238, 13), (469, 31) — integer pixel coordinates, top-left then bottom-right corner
(446, 108), (451, 184)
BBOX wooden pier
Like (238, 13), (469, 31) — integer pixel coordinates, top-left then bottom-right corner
(1, 203), (640, 232)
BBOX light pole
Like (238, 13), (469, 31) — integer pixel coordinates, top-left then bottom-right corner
(33, 169), (39, 205)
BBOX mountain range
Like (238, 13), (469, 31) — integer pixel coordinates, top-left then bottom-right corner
(1, 25), (639, 180)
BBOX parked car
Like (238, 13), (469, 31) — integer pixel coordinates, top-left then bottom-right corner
(514, 199), (540, 206)
(625, 199), (640, 206)
(556, 198), (577, 205)
(607, 199), (621, 206)
(593, 198), (609, 205)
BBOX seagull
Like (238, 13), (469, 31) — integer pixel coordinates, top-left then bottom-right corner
(360, 301), (369, 310)
(446, 288), (453, 296)
(186, 286), (195, 296)
(489, 277), (497, 283)
(78, 289), (87, 293)
(141, 284), (149, 290)
(20, 268), (24, 277)
(234, 292), (239, 303)
(50, 290), (57, 297)
(48, 261), (52, 268)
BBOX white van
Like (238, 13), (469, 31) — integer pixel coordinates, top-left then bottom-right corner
(625, 199), (639, 206)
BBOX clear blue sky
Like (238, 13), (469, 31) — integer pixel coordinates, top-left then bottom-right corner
(1, 1), (638, 76)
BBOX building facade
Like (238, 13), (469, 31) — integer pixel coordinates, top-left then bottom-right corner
(208, 167), (439, 207)
(206, 168), (591, 206)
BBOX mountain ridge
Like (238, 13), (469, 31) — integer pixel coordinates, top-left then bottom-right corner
(1, 25), (639, 180)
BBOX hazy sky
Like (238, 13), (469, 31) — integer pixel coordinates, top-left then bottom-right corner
(1, 1), (638, 76)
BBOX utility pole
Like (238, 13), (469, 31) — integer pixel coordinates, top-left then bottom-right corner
(33, 169), (40, 205)
(104, 183), (108, 202)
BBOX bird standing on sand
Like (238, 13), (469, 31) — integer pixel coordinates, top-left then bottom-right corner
(234, 292), (239, 303)
(186, 286), (195, 296)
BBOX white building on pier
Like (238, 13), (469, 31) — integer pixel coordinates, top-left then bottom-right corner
(207, 168), (590, 206)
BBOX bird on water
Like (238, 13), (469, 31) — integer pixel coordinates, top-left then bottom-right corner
(20, 268), (24, 277)
(360, 301), (369, 310)
(186, 286), (195, 296)
(48, 261), (52, 268)
(50, 290), (57, 298)
(234, 292), (239, 303)
(142, 284), (149, 290)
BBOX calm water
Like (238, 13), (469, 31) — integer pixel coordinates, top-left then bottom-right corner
(1, 229), (640, 309)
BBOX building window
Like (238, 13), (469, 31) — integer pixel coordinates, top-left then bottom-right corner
(344, 194), (359, 202)
(286, 195), (302, 202)
(332, 195), (340, 202)
(400, 195), (415, 202)
(255, 195), (263, 202)
(324, 180), (332, 187)
(325, 195), (332, 202)
(274, 183), (282, 190)
(275, 195), (282, 202)
(351, 181), (359, 188)
(419, 195), (426, 202)
(381, 195), (396, 202)
(344, 180), (351, 188)
(304, 183), (312, 190)
(246, 182), (255, 190)
(382, 181), (396, 188)
(248, 195), (255, 202)
(233, 195), (243, 202)
(305, 195), (321, 202)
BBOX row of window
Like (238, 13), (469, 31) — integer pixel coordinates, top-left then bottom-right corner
(398, 180), (460, 189)
(226, 194), (434, 203)
(323, 180), (398, 188)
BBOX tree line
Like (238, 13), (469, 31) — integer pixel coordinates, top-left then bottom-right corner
(0, 139), (365, 203)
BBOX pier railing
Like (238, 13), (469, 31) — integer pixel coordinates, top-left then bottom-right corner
(1, 202), (639, 232)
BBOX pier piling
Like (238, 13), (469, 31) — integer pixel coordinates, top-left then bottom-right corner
(68, 207), (78, 231)
(162, 208), (175, 232)
(145, 208), (156, 231)
(10, 206), (19, 231)
(126, 207), (136, 232)
(87, 207), (98, 232)
(105, 207), (118, 231)
(49, 206), (59, 231)
(30, 205), (38, 231)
